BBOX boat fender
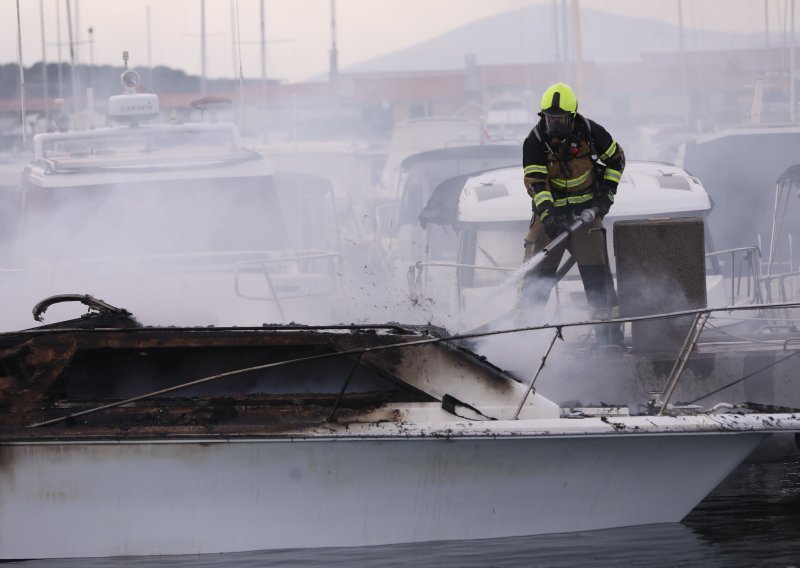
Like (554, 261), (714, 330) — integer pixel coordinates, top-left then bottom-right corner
(441, 394), (495, 421)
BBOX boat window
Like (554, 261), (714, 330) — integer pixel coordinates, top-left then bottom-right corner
(656, 174), (691, 191)
(273, 173), (340, 252)
(426, 224), (460, 262)
(474, 183), (509, 202)
(40, 128), (238, 165)
(465, 224), (525, 287)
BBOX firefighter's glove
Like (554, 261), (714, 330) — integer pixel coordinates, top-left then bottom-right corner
(543, 215), (569, 240)
(592, 191), (613, 219)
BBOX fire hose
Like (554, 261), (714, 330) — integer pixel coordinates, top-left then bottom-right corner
(502, 206), (599, 288)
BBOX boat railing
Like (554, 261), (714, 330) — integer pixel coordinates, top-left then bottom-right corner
(407, 260), (516, 319)
(408, 245), (772, 311)
(26, 300), (800, 430)
(500, 301), (800, 417)
(13, 249), (315, 273)
(233, 249), (341, 322)
(757, 269), (800, 331)
(705, 245), (763, 306)
(764, 232), (796, 276)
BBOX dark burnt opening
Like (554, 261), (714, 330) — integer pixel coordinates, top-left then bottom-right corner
(59, 344), (431, 403)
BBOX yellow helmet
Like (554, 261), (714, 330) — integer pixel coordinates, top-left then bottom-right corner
(540, 82), (578, 138)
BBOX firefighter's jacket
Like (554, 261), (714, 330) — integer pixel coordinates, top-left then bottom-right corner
(522, 114), (625, 220)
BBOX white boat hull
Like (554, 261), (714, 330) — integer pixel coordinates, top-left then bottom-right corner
(0, 425), (768, 559)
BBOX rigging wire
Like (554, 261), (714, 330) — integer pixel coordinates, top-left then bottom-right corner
(688, 349), (800, 405)
(704, 320), (798, 345)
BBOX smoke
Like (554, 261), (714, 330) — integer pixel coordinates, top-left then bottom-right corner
(0, 166), (351, 329)
(676, 130), (800, 255)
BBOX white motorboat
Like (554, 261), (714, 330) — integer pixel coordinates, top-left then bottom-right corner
(407, 160), (732, 330)
(1, 63), (342, 329)
(0, 295), (798, 559)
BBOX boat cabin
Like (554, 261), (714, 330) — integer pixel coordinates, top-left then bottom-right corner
(408, 161), (724, 329)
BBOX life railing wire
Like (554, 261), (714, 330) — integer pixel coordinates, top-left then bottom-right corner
(25, 300), (800, 429)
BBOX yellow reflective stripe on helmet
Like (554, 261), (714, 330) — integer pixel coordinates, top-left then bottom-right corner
(524, 164), (548, 175)
(540, 209), (552, 220)
(533, 191), (553, 206)
(599, 141), (618, 161)
(550, 169), (591, 188)
(603, 168), (621, 183)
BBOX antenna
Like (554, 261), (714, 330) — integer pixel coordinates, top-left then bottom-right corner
(108, 52), (160, 126)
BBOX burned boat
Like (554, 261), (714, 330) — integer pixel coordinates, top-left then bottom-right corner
(0, 295), (799, 559)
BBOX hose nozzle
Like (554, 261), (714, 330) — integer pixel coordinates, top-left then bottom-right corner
(579, 207), (598, 224)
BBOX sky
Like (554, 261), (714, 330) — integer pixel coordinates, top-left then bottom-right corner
(1, 0), (798, 83)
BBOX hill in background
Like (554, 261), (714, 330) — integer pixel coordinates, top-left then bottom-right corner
(344, 4), (767, 73)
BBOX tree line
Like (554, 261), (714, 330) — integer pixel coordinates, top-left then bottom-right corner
(0, 63), (241, 100)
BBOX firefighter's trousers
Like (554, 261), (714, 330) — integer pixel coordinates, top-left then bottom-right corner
(518, 213), (622, 343)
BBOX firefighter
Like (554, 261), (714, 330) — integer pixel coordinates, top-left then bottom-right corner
(518, 82), (625, 345)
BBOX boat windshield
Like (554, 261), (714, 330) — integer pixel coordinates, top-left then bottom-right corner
(37, 125), (243, 172)
(458, 222), (527, 288)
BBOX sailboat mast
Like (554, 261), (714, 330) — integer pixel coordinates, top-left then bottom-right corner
(230, 0), (238, 78)
(56, 0), (64, 99)
(330, 0), (339, 90)
(789, 0), (797, 124)
(765, 0), (771, 48)
(678, 0), (689, 124)
(16, 0), (27, 145)
(147, 6), (153, 89)
(570, 0), (584, 103)
(260, 0), (267, 103)
(201, 0), (208, 96)
(40, 0), (50, 122)
(65, 0), (79, 113)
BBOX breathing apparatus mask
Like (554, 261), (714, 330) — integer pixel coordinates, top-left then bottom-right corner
(542, 110), (573, 140)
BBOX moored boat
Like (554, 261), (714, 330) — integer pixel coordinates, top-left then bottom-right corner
(0, 295), (798, 559)
(0, 58), (342, 330)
